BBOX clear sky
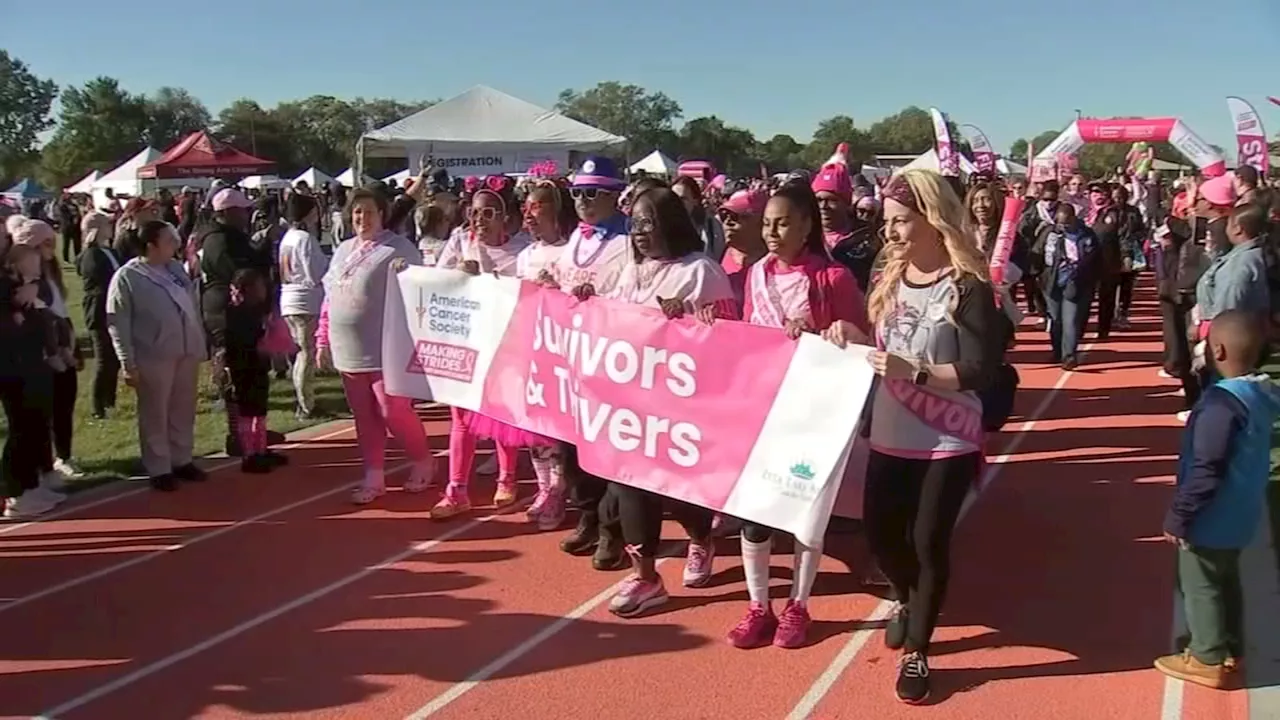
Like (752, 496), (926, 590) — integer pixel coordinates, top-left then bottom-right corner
(4, 0), (1278, 157)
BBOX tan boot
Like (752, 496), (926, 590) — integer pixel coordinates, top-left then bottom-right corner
(1154, 650), (1228, 689)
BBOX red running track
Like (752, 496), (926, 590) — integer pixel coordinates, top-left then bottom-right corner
(0, 287), (1255, 720)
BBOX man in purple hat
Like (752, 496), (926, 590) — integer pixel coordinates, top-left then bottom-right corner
(549, 155), (631, 571)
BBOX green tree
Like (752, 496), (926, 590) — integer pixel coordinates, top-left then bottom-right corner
(0, 50), (58, 182)
(802, 115), (868, 168)
(759, 134), (804, 173)
(675, 116), (758, 175)
(143, 87), (212, 150)
(216, 99), (302, 173)
(38, 77), (149, 187)
(1009, 130), (1065, 163)
(863, 107), (935, 155)
(352, 97), (436, 131)
(555, 82), (682, 154)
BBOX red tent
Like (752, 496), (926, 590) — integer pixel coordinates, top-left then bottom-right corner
(137, 131), (274, 179)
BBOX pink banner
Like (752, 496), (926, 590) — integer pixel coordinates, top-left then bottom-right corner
(1226, 97), (1270, 175)
(961, 124), (997, 176)
(930, 108), (960, 177)
(1076, 118), (1178, 142)
(989, 197), (1025, 289)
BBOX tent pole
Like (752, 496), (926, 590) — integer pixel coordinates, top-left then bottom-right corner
(355, 136), (365, 187)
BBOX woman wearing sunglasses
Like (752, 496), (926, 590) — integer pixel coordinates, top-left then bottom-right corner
(431, 176), (533, 520)
(549, 156), (635, 571)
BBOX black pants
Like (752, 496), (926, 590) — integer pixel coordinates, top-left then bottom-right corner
(1019, 275), (1043, 316)
(61, 231), (81, 264)
(1, 374), (53, 496)
(1160, 297), (1200, 409)
(1096, 272), (1136, 338)
(90, 327), (120, 415)
(50, 366), (78, 463)
(227, 353), (270, 418)
(743, 522), (776, 544)
(613, 482), (714, 558)
(864, 450), (978, 653)
(564, 443), (610, 525)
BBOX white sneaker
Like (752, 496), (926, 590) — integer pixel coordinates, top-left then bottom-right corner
(4, 491), (55, 520)
(52, 458), (84, 481)
(1176, 410), (1191, 424)
(1158, 369), (1174, 379)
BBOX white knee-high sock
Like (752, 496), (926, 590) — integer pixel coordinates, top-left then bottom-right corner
(530, 455), (555, 494)
(742, 536), (772, 606)
(790, 541), (822, 604)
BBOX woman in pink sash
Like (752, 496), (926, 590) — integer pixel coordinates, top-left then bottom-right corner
(718, 182), (868, 650)
(824, 169), (1003, 705)
(591, 186), (739, 618)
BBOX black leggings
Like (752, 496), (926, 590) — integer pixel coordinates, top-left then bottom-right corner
(1096, 272), (1137, 338)
(864, 450), (979, 653)
(564, 443), (611, 525)
(50, 366), (77, 463)
(91, 327), (120, 415)
(612, 482), (714, 558)
(1, 375), (53, 496)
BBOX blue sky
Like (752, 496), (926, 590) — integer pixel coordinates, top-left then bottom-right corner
(4, 0), (1278, 157)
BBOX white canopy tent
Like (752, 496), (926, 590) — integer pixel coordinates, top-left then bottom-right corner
(359, 85), (626, 177)
(628, 150), (677, 176)
(896, 149), (1028, 177)
(382, 168), (414, 186)
(67, 170), (101, 194)
(91, 147), (160, 206)
(335, 167), (374, 188)
(241, 175), (289, 190)
(293, 167), (335, 189)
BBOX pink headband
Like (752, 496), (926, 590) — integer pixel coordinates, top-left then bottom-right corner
(882, 178), (921, 213)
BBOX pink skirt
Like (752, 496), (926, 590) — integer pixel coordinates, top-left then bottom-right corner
(460, 409), (557, 448)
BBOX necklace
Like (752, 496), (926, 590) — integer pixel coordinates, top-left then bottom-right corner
(573, 221), (616, 268)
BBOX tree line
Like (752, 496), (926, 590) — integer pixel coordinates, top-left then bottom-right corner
(2, 50), (1267, 191)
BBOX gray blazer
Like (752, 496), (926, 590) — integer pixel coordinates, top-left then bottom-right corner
(107, 258), (208, 368)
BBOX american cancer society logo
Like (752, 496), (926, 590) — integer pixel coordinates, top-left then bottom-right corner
(406, 340), (478, 382)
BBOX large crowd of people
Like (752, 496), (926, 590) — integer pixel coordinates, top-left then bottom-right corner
(2, 146), (1279, 704)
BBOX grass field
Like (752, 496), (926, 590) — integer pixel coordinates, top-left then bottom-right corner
(1, 261), (348, 487)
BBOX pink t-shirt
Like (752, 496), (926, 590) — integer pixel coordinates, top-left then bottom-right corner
(721, 250), (748, 306)
(606, 253), (738, 316)
(436, 230), (530, 277)
(551, 225), (631, 295)
(746, 259), (812, 328)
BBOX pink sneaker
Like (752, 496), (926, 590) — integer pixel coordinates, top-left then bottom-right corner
(682, 541), (715, 588)
(727, 602), (777, 649)
(773, 599), (811, 648)
(536, 489), (566, 531)
(608, 574), (668, 618)
(526, 488), (550, 521)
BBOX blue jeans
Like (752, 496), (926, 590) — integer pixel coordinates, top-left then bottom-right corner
(1044, 285), (1089, 363)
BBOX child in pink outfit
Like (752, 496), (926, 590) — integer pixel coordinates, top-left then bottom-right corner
(316, 189), (435, 505)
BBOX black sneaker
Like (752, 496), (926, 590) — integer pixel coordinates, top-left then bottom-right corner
(895, 651), (930, 705)
(884, 603), (909, 650)
(173, 464), (207, 482)
(592, 523), (628, 571)
(261, 451), (289, 468)
(224, 432), (243, 458)
(150, 474), (178, 492)
(559, 516), (599, 556)
(240, 455), (275, 474)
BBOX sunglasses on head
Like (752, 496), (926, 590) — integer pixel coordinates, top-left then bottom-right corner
(570, 188), (600, 201)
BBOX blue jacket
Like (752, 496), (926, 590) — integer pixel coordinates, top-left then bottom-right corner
(1166, 374), (1280, 548)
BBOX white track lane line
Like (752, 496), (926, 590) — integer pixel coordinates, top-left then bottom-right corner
(33, 499), (528, 720)
(787, 347), (1090, 720)
(0, 423), (356, 535)
(0, 430), (389, 616)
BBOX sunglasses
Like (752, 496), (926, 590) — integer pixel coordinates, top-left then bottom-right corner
(716, 209), (742, 225)
(468, 206), (500, 221)
(570, 188), (600, 201)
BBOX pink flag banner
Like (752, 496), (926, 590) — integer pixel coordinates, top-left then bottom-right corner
(1226, 97), (1270, 175)
(383, 268), (877, 546)
(989, 197), (1025, 289)
(961, 124), (997, 176)
(929, 108), (960, 177)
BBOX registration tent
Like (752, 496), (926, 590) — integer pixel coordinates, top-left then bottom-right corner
(359, 85), (626, 177)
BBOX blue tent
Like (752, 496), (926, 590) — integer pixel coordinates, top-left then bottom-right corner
(2, 178), (52, 200)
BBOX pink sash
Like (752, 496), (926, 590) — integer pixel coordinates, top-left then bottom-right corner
(883, 379), (984, 447)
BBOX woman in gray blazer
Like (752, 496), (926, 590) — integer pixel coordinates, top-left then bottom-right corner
(107, 221), (209, 491)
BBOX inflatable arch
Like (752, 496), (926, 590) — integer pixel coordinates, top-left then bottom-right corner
(1034, 118), (1227, 177)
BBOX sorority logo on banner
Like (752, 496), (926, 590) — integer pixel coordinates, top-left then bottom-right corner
(383, 268), (876, 546)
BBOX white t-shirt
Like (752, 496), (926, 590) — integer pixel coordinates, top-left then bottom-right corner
(278, 227), (329, 316)
(436, 230), (530, 278)
(551, 223), (631, 296)
(516, 242), (567, 281)
(606, 253), (736, 313)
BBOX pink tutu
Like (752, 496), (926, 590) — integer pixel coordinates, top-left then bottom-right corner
(461, 409), (557, 448)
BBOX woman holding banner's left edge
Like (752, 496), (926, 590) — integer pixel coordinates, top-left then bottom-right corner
(824, 169), (1003, 705)
(584, 186), (739, 618)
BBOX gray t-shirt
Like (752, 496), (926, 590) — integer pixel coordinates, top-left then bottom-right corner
(870, 274), (986, 458)
(322, 231), (421, 373)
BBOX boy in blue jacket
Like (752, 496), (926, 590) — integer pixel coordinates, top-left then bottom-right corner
(1155, 309), (1280, 689)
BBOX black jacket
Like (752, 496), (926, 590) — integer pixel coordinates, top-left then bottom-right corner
(199, 223), (273, 346)
(77, 245), (121, 332)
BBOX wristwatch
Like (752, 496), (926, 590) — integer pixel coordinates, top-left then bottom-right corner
(912, 366), (929, 386)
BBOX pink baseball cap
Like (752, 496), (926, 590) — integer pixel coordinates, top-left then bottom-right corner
(12, 218), (55, 246)
(1198, 173), (1237, 207)
(211, 188), (254, 211)
(720, 189), (767, 216)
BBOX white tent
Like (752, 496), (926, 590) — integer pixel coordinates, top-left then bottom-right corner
(382, 168), (413, 186)
(896, 148), (978, 176)
(628, 150), (677, 176)
(335, 167), (374, 188)
(359, 85), (627, 176)
(293, 167), (334, 189)
(92, 147), (161, 206)
(997, 158), (1028, 176)
(241, 175), (289, 190)
(67, 170), (101, 194)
